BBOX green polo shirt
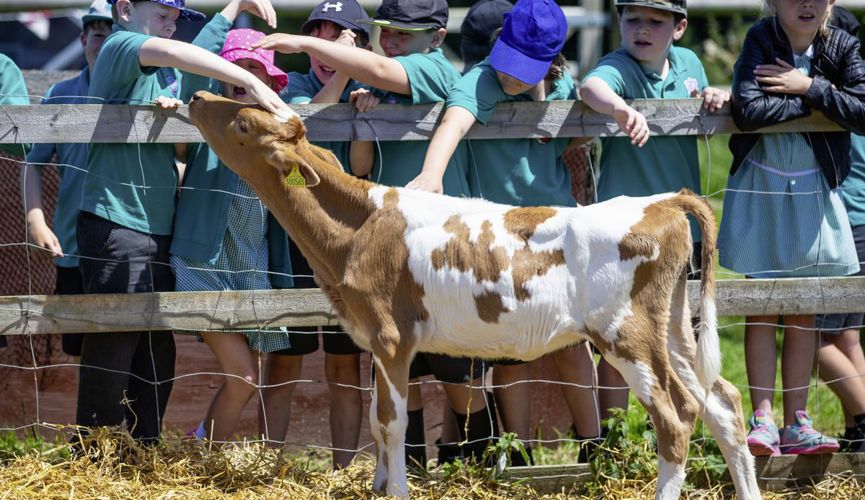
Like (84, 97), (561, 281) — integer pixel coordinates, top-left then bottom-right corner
(82, 15), (231, 235)
(281, 70), (365, 174)
(372, 48), (470, 196)
(0, 54), (31, 157)
(447, 59), (577, 207)
(841, 134), (865, 227)
(584, 46), (707, 240)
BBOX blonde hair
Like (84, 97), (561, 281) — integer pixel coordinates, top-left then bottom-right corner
(763, 0), (833, 39)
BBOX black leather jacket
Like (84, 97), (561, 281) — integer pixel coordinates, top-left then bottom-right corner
(729, 18), (865, 188)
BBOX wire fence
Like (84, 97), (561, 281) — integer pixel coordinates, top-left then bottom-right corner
(1, 84), (864, 488)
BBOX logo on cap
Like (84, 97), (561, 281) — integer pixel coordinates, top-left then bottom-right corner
(322, 2), (343, 12)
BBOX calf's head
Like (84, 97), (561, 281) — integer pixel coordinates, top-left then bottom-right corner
(188, 91), (322, 188)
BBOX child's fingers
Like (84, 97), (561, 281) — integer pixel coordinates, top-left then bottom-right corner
(631, 120), (649, 147)
(624, 112), (636, 133)
(774, 57), (793, 68)
(262, 0), (278, 28)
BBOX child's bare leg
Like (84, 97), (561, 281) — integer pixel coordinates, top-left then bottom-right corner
(781, 315), (816, 426)
(817, 329), (865, 427)
(493, 363), (532, 441)
(555, 343), (600, 438)
(597, 356), (628, 421)
(201, 332), (258, 441)
(259, 353), (302, 446)
(324, 352), (362, 468)
(745, 315), (779, 415)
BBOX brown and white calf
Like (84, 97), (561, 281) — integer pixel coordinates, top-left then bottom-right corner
(188, 92), (761, 499)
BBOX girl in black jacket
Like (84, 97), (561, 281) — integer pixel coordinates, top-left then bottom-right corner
(718, 0), (865, 457)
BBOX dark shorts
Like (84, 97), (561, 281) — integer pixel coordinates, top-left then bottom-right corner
(817, 225), (865, 336)
(271, 326), (363, 355)
(56, 265), (85, 356)
(409, 354), (486, 384)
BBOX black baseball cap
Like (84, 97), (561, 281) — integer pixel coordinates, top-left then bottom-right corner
(461, 0), (513, 66)
(301, 0), (371, 39)
(361, 0), (449, 31)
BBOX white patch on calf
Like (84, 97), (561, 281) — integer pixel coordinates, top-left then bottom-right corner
(656, 457), (686, 500)
(613, 359), (657, 409)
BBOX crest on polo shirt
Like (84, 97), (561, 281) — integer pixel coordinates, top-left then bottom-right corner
(684, 77), (699, 97)
(322, 2), (343, 12)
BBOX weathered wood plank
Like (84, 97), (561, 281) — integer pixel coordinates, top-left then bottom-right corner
(1, 277), (864, 336)
(444, 454), (865, 494)
(0, 100), (845, 144)
(754, 453), (865, 491)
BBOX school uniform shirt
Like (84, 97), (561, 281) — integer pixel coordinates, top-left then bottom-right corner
(585, 46), (707, 240)
(447, 59), (577, 207)
(841, 134), (865, 227)
(281, 70), (365, 173)
(27, 69), (99, 268)
(372, 48), (471, 197)
(0, 53), (30, 157)
(82, 14), (231, 236)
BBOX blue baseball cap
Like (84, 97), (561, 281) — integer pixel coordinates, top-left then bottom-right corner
(489, 0), (567, 85)
(301, 0), (371, 40)
(106, 0), (205, 22)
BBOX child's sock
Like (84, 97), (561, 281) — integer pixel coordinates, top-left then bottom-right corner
(404, 408), (427, 469)
(454, 406), (499, 464)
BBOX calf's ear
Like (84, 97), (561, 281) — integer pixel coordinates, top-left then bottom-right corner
(265, 141), (321, 188)
(277, 115), (307, 143)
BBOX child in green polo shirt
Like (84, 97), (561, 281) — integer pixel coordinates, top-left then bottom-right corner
(578, 0), (729, 427)
(0, 51), (28, 350)
(259, 0), (372, 469)
(0, 53), (30, 159)
(407, 0), (601, 466)
(254, 0), (495, 468)
(74, 0), (291, 444)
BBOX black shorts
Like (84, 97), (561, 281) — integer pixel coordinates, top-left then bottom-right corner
(817, 225), (865, 336)
(56, 265), (85, 356)
(271, 326), (364, 355)
(409, 354), (486, 384)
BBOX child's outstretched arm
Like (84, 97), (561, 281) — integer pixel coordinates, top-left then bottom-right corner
(254, 34), (411, 95)
(580, 77), (650, 147)
(348, 89), (379, 177)
(220, 0), (276, 28)
(311, 30), (360, 104)
(407, 106), (477, 194)
(139, 38), (289, 116)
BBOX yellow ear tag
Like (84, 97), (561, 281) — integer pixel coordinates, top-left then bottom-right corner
(283, 164), (307, 188)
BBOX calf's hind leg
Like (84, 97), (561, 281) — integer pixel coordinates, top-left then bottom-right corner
(702, 377), (762, 499)
(603, 349), (699, 500)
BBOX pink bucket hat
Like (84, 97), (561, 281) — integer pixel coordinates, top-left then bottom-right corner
(219, 29), (288, 92)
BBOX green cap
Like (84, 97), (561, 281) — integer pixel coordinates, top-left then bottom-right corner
(615, 0), (687, 16)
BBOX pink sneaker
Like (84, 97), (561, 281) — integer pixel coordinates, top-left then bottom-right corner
(779, 411), (839, 455)
(747, 409), (780, 456)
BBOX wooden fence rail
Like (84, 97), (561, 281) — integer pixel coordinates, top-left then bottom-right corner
(2, 277), (865, 336)
(0, 100), (845, 144)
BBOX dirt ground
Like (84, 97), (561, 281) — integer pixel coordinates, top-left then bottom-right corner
(0, 334), (575, 457)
